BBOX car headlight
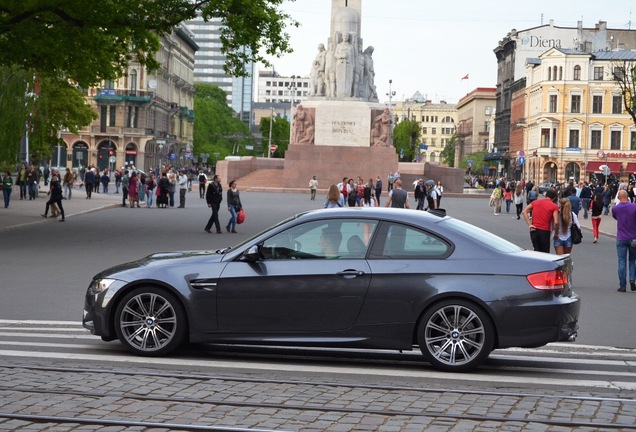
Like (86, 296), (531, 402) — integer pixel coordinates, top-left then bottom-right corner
(87, 278), (117, 295)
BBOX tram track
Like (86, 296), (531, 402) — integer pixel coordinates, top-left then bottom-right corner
(1, 363), (635, 431)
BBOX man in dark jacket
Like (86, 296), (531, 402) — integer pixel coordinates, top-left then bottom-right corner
(413, 179), (427, 211)
(83, 168), (95, 199)
(204, 175), (223, 233)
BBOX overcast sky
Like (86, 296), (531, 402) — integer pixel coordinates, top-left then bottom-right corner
(261, 0), (635, 104)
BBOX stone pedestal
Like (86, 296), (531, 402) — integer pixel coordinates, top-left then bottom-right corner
(284, 99), (398, 190)
(283, 145), (398, 190)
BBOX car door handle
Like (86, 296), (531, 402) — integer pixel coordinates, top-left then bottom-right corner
(336, 270), (365, 278)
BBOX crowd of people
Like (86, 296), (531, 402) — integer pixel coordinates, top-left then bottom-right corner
(320, 171), (444, 211)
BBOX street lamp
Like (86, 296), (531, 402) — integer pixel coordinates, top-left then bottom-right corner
(386, 79), (396, 108)
(158, 142), (164, 169)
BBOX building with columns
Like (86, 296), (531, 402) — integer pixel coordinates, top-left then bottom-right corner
(522, 48), (636, 185)
(60, 25), (197, 173)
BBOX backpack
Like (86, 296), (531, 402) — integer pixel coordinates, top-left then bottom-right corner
(198, 174), (207, 183)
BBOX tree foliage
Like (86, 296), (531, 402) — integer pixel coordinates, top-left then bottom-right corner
(459, 150), (488, 174)
(0, 0), (298, 88)
(259, 115), (290, 158)
(612, 60), (636, 127)
(193, 83), (254, 164)
(440, 136), (456, 167)
(393, 120), (421, 161)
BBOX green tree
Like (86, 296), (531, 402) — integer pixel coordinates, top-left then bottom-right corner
(0, 0), (298, 88)
(440, 136), (456, 167)
(393, 120), (421, 161)
(259, 115), (290, 157)
(459, 150), (488, 174)
(612, 60), (636, 129)
(193, 83), (254, 164)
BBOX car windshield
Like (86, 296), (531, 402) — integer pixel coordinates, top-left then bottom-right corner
(440, 218), (523, 253)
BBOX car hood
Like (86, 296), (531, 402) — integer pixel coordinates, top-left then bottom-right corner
(93, 250), (226, 280)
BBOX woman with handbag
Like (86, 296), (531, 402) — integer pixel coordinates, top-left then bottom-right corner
(554, 198), (580, 255)
(226, 180), (242, 233)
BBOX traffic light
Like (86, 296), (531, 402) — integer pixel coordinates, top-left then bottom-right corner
(109, 150), (114, 156)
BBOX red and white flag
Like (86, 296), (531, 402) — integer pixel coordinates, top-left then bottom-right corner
(461, 74), (469, 80)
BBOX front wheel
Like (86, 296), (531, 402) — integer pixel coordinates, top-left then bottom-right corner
(418, 299), (494, 372)
(114, 286), (187, 356)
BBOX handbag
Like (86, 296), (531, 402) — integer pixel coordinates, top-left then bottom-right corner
(236, 209), (246, 224)
(571, 223), (582, 245)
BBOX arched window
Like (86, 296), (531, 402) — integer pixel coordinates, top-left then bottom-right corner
(548, 67), (552, 81)
(130, 69), (137, 92)
(559, 66), (563, 80)
(573, 65), (581, 80)
(553, 66), (558, 80)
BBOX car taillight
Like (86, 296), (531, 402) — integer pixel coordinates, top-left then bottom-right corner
(527, 270), (568, 291)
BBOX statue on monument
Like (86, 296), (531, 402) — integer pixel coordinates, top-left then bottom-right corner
(324, 39), (337, 98)
(335, 32), (355, 98)
(371, 108), (393, 147)
(309, 43), (326, 97)
(291, 104), (315, 145)
(362, 46), (378, 100)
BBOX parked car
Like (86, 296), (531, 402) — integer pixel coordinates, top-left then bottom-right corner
(82, 208), (580, 372)
(538, 182), (554, 195)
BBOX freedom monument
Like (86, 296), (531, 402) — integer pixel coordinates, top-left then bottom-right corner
(281, 0), (399, 188)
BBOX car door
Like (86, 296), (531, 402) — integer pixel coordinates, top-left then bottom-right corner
(216, 218), (377, 333)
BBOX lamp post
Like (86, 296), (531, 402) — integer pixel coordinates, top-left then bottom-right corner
(386, 79), (396, 109)
(158, 142), (164, 169)
(267, 106), (275, 158)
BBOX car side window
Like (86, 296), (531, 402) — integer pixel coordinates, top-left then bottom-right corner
(379, 223), (449, 258)
(260, 219), (377, 260)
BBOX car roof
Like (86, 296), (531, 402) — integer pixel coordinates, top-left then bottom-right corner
(295, 207), (449, 224)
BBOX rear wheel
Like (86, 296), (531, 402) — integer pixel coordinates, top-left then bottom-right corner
(418, 299), (494, 372)
(114, 286), (187, 356)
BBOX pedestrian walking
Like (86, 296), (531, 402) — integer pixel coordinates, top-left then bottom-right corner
(128, 171), (140, 208)
(226, 180), (242, 233)
(84, 168), (95, 199)
(414, 179), (426, 210)
(374, 175), (383, 206)
(591, 192), (603, 243)
(554, 198), (580, 255)
(204, 175), (223, 233)
(145, 174), (155, 207)
(490, 183), (503, 215)
(435, 180), (444, 208)
(168, 171), (177, 208)
(580, 181), (592, 219)
(611, 189), (636, 292)
(504, 186), (512, 213)
(513, 183), (524, 220)
(121, 170), (129, 206)
(522, 189), (559, 253)
(16, 163), (28, 200)
(308, 176), (318, 201)
(178, 170), (188, 208)
(63, 169), (74, 200)
(198, 171), (207, 199)
(41, 175), (65, 222)
(2, 170), (13, 208)
(385, 179), (410, 208)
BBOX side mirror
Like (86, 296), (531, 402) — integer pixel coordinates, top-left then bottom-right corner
(241, 245), (260, 262)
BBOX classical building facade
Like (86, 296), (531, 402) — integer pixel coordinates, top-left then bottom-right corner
(454, 88), (496, 169)
(391, 98), (457, 163)
(523, 48), (636, 185)
(60, 26), (197, 172)
(493, 20), (636, 174)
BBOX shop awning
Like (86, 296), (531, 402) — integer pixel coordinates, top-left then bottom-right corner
(585, 161), (622, 173)
(626, 163), (636, 173)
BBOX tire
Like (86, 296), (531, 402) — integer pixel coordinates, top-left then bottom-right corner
(417, 299), (494, 372)
(114, 286), (187, 356)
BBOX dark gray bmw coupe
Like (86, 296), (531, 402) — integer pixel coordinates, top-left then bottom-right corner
(83, 208), (580, 372)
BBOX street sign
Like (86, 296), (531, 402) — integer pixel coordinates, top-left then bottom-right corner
(599, 164), (611, 176)
(109, 156), (116, 163)
(518, 156), (525, 165)
(270, 145), (277, 152)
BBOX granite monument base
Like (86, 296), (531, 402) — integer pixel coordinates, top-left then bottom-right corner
(282, 144), (398, 191)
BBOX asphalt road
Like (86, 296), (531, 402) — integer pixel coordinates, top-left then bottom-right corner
(0, 191), (631, 350)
